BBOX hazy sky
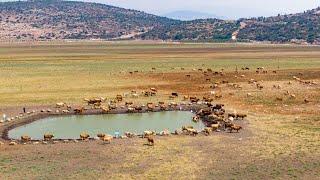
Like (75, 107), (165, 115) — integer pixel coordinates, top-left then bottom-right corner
(83, 0), (320, 19)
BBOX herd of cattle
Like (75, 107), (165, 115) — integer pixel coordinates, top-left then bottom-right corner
(4, 89), (248, 146)
(4, 66), (316, 146)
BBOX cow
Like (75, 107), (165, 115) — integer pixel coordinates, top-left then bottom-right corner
(21, 135), (31, 142)
(190, 96), (200, 103)
(147, 136), (154, 146)
(116, 95), (123, 102)
(224, 122), (234, 130)
(85, 98), (103, 106)
(125, 132), (135, 138)
(102, 135), (113, 144)
(229, 125), (242, 133)
(143, 130), (156, 138)
(236, 113), (247, 120)
(44, 133), (54, 141)
(203, 127), (212, 136)
(228, 113), (236, 118)
(125, 101), (133, 106)
(80, 133), (90, 140)
(56, 102), (65, 108)
(97, 133), (106, 140)
(101, 106), (110, 113)
(187, 129), (198, 136)
(134, 106), (143, 112)
(127, 107), (135, 113)
(171, 92), (179, 97)
(212, 104), (224, 110)
(147, 103), (154, 111)
(192, 115), (200, 122)
(211, 123), (221, 131)
(160, 104), (167, 111)
(150, 88), (157, 92)
(74, 107), (84, 114)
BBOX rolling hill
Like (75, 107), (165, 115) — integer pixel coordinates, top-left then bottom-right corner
(0, 0), (178, 40)
(0, 0), (319, 44)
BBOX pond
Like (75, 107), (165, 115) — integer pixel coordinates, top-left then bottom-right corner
(8, 111), (204, 139)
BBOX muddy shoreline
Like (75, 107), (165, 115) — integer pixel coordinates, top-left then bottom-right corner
(0, 104), (206, 141)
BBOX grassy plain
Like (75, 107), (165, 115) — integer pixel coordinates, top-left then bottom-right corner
(0, 41), (320, 106)
(0, 41), (319, 179)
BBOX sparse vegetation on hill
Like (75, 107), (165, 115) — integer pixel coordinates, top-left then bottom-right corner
(0, 0), (319, 44)
(238, 7), (320, 44)
(0, 0), (177, 40)
(139, 19), (239, 42)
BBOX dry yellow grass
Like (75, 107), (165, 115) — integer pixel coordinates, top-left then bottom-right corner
(0, 42), (320, 106)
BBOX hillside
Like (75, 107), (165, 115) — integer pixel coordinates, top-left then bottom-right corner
(238, 7), (320, 44)
(0, 0), (319, 44)
(0, 0), (177, 40)
(138, 19), (239, 41)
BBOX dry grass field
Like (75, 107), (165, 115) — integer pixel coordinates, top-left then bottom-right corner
(0, 41), (319, 179)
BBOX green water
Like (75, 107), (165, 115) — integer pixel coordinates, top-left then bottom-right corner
(8, 111), (204, 139)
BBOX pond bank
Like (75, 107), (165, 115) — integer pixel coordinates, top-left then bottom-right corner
(0, 104), (206, 141)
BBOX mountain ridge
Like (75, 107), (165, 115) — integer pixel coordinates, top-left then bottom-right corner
(0, 0), (319, 44)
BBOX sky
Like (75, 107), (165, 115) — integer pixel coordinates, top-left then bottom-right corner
(82, 0), (320, 19)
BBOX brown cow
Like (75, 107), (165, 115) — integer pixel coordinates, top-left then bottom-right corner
(134, 106), (143, 112)
(125, 101), (133, 106)
(86, 98), (102, 106)
(147, 103), (154, 111)
(147, 136), (155, 146)
(229, 125), (242, 133)
(21, 135), (31, 142)
(44, 133), (54, 141)
(74, 107), (84, 114)
(116, 95), (123, 102)
(160, 104), (167, 111)
(211, 123), (221, 131)
(236, 113), (247, 120)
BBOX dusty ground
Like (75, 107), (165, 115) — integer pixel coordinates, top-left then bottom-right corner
(0, 42), (319, 179)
